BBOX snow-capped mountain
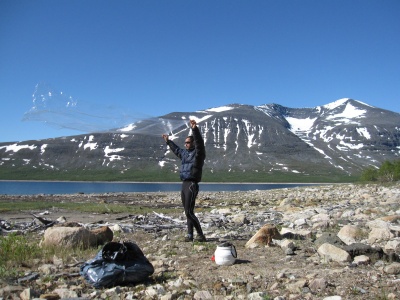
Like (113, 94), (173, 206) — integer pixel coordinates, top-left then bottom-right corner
(1, 98), (399, 181)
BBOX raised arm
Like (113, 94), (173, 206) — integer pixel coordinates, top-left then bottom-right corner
(190, 120), (206, 160)
(162, 134), (182, 159)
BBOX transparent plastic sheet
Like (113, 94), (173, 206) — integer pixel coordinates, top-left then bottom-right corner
(22, 83), (188, 136)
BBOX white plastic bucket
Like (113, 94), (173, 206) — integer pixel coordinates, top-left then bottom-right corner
(214, 242), (237, 266)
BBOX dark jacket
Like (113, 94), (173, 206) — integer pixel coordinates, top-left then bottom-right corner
(166, 126), (206, 182)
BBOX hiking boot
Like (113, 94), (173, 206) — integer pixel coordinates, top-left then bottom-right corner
(196, 235), (207, 242)
(184, 235), (194, 242)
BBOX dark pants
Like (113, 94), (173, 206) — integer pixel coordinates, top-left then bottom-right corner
(181, 180), (204, 237)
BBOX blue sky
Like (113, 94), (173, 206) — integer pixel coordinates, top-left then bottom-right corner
(1, 0), (399, 143)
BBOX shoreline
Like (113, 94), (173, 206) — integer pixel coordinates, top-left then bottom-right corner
(0, 181), (333, 196)
(0, 179), (336, 184)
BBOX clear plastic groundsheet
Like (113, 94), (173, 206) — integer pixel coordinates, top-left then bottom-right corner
(80, 241), (154, 288)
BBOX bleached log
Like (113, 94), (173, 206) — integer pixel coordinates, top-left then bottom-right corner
(153, 211), (185, 223)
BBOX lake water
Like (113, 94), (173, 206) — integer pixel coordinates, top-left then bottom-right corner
(0, 181), (317, 195)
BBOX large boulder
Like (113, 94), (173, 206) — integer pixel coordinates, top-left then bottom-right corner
(337, 225), (364, 245)
(91, 226), (114, 245)
(314, 232), (345, 249)
(41, 226), (97, 248)
(368, 227), (394, 244)
(343, 243), (399, 263)
(317, 243), (351, 263)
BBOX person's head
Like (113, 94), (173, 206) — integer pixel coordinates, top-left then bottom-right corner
(185, 136), (194, 149)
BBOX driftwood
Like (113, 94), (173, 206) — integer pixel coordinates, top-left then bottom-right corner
(133, 224), (185, 231)
(1, 210), (189, 236)
(128, 212), (187, 232)
(1, 219), (39, 234)
(30, 213), (55, 227)
(153, 211), (185, 223)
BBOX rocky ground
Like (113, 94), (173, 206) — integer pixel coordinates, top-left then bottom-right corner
(1, 183), (400, 300)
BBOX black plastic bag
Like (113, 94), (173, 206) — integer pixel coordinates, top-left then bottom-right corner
(80, 241), (154, 288)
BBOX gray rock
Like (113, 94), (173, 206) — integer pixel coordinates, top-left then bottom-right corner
(193, 290), (212, 299)
(37, 264), (57, 275)
(353, 255), (371, 265)
(385, 239), (400, 253)
(231, 214), (249, 225)
(342, 243), (391, 262)
(308, 277), (328, 292)
(318, 243), (351, 263)
(368, 227), (393, 244)
(384, 262), (400, 274)
(20, 288), (39, 300)
(337, 225), (363, 245)
(0, 285), (24, 298)
(314, 233), (345, 248)
(53, 288), (78, 298)
(247, 292), (268, 299)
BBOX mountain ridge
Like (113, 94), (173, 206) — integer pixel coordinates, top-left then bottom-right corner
(1, 98), (399, 182)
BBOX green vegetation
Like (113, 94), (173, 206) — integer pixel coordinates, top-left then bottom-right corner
(0, 234), (41, 278)
(0, 200), (180, 215)
(0, 233), (97, 279)
(0, 166), (178, 182)
(360, 159), (400, 183)
(0, 166), (358, 183)
(203, 169), (358, 183)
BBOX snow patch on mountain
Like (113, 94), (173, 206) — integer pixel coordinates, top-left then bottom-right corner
(81, 135), (98, 150)
(205, 106), (234, 113)
(322, 98), (374, 111)
(338, 141), (364, 150)
(119, 124), (137, 132)
(356, 128), (371, 139)
(286, 117), (316, 133)
(323, 98), (350, 110)
(189, 115), (213, 123)
(242, 119), (256, 148)
(326, 102), (366, 122)
(40, 144), (47, 155)
(0, 143), (37, 152)
(104, 146), (124, 161)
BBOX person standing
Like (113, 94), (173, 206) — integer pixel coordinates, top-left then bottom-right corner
(162, 119), (206, 242)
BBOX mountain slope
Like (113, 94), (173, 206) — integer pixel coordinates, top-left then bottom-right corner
(282, 99), (400, 173)
(1, 99), (399, 182)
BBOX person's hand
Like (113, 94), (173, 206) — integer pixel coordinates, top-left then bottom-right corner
(190, 119), (197, 128)
(162, 134), (169, 142)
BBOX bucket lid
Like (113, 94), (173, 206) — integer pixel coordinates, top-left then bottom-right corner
(218, 241), (233, 247)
